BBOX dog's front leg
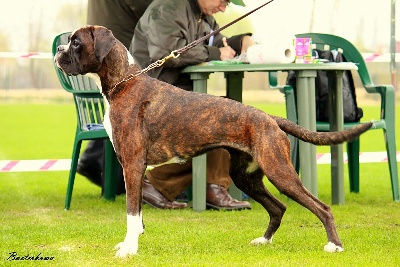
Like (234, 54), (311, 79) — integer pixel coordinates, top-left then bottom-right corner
(114, 211), (143, 257)
(115, 161), (146, 258)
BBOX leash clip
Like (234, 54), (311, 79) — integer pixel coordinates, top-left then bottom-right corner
(170, 50), (180, 59)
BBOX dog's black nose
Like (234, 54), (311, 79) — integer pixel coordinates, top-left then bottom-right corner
(57, 45), (64, 53)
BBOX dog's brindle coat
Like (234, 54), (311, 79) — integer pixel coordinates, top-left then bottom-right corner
(55, 26), (372, 257)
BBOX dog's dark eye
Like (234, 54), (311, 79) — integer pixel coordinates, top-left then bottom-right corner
(72, 39), (81, 48)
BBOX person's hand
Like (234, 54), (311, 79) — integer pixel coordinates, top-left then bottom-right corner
(241, 36), (256, 53)
(219, 37), (236, 60)
(219, 46), (236, 60)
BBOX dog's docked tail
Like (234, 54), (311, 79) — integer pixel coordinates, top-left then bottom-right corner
(270, 115), (373, 146)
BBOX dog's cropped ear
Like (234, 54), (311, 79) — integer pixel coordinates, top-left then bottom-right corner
(91, 26), (116, 62)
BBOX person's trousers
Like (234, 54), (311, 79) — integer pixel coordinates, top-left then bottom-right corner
(80, 139), (125, 195)
(146, 148), (232, 201)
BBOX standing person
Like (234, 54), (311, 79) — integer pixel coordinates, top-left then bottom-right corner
(131, 0), (255, 210)
(87, 0), (153, 48)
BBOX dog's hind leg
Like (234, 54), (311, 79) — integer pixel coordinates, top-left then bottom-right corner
(268, 167), (343, 252)
(227, 150), (286, 246)
(114, 155), (147, 257)
(254, 140), (344, 252)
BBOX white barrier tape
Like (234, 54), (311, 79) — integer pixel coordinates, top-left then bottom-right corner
(0, 52), (53, 59)
(362, 53), (400, 63)
(0, 152), (399, 173)
(0, 159), (71, 172)
(0, 52), (400, 62)
(316, 151), (400, 164)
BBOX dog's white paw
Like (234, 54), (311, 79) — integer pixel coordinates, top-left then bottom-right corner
(324, 242), (344, 253)
(249, 236), (273, 245)
(114, 240), (138, 258)
(114, 213), (144, 257)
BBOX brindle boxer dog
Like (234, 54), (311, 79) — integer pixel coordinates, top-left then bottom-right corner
(54, 26), (372, 257)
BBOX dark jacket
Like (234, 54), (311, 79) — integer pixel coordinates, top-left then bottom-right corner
(131, 0), (251, 88)
(87, 0), (153, 48)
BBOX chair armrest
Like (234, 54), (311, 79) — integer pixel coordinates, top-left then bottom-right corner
(70, 90), (102, 95)
(364, 84), (395, 97)
(364, 84), (395, 122)
(268, 72), (292, 94)
(270, 83), (293, 95)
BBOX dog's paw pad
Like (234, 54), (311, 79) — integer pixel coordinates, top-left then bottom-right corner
(114, 242), (138, 257)
(249, 236), (273, 245)
(324, 242), (344, 253)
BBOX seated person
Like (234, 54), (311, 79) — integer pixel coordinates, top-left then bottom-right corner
(131, 0), (255, 210)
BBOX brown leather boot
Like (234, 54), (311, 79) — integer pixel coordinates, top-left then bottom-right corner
(206, 183), (251, 210)
(143, 178), (187, 209)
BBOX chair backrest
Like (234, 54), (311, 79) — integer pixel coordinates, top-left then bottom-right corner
(52, 32), (106, 131)
(296, 33), (373, 87)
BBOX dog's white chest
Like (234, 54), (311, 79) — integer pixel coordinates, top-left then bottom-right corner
(102, 97), (113, 144)
(84, 73), (114, 144)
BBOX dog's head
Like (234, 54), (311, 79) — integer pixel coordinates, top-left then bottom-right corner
(54, 25), (116, 76)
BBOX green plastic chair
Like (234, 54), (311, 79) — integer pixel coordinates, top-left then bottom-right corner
(52, 32), (121, 209)
(269, 33), (399, 201)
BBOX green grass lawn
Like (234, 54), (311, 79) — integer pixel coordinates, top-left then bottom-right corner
(0, 102), (399, 266)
